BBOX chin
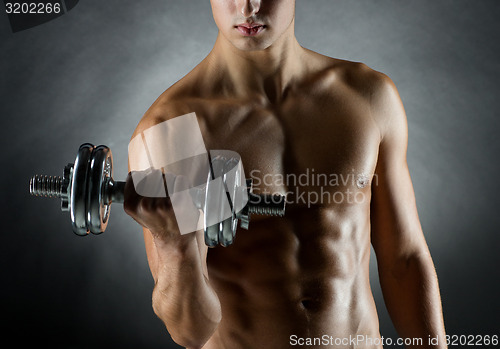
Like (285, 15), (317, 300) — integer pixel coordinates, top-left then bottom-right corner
(230, 36), (274, 52)
(234, 43), (272, 52)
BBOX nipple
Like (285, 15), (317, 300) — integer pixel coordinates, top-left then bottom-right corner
(356, 174), (370, 189)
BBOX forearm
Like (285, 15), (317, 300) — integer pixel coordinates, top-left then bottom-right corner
(379, 251), (447, 348)
(152, 235), (221, 348)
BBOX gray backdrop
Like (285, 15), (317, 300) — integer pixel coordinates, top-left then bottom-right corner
(1, 0), (499, 347)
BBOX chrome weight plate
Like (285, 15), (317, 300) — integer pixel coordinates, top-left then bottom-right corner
(70, 143), (94, 236)
(86, 145), (113, 234)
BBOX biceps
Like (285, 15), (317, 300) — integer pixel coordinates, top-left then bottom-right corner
(370, 147), (426, 266)
(369, 74), (430, 265)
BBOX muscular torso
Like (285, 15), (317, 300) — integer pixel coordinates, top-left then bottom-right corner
(150, 55), (384, 348)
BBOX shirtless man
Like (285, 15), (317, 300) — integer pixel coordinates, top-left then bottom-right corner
(124, 1), (447, 348)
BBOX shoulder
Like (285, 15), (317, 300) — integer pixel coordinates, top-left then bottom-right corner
(308, 53), (400, 107)
(130, 79), (199, 140)
(327, 58), (406, 142)
(308, 54), (405, 141)
(321, 57), (398, 104)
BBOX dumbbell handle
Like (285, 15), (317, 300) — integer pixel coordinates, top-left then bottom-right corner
(30, 175), (286, 216)
(104, 179), (125, 204)
(101, 179), (286, 217)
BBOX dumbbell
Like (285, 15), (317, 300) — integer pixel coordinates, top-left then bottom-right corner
(29, 143), (286, 246)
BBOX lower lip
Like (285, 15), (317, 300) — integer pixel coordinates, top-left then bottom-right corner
(236, 25), (265, 37)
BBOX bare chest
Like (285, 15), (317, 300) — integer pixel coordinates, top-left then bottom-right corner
(200, 94), (379, 286)
(194, 93), (381, 206)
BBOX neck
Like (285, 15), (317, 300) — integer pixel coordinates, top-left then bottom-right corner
(206, 21), (305, 103)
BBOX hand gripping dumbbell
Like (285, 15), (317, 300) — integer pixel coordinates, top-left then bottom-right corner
(29, 143), (286, 246)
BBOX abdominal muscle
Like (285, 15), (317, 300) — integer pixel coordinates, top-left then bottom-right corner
(203, 203), (382, 349)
